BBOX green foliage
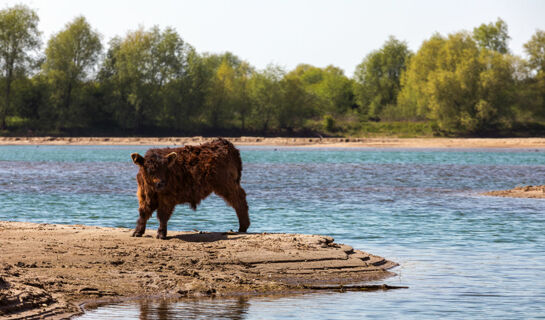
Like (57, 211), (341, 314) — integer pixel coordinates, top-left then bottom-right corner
(42, 16), (102, 129)
(1, 6), (544, 138)
(248, 64), (283, 132)
(12, 75), (48, 120)
(426, 33), (482, 132)
(43, 17), (101, 82)
(231, 62), (253, 130)
(322, 114), (335, 132)
(277, 75), (315, 130)
(204, 57), (237, 129)
(354, 36), (412, 118)
(520, 31), (545, 121)
(398, 34), (445, 119)
(100, 26), (191, 130)
(288, 64), (355, 116)
(524, 30), (545, 72)
(0, 4), (40, 129)
(399, 31), (517, 134)
(473, 18), (510, 54)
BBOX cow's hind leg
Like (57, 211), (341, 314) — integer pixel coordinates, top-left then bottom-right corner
(216, 185), (250, 233)
(156, 202), (175, 240)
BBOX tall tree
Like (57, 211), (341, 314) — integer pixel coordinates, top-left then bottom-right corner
(249, 65), (283, 132)
(473, 18), (510, 54)
(354, 36), (411, 118)
(232, 61), (253, 131)
(101, 26), (190, 130)
(398, 34), (445, 119)
(319, 65), (355, 115)
(400, 32), (515, 133)
(205, 58), (236, 129)
(42, 16), (102, 128)
(0, 4), (40, 129)
(288, 64), (354, 116)
(277, 74), (315, 131)
(524, 30), (545, 72)
(523, 30), (545, 119)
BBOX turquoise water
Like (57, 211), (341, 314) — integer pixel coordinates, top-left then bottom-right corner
(1, 146), (545, 319)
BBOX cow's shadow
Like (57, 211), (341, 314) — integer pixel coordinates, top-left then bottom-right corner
(168, 232), (247, 242)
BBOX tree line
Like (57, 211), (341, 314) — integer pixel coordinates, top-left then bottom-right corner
(1, 5), (544, 137)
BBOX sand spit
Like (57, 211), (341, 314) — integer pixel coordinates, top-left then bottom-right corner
(0, 221), (397, 319)
(483, 185), (545, 199)
(1, 136), (545, 148)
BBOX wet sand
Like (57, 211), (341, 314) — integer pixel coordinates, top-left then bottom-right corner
(1, 136), (545, 148)
(483, 185), (545, 199)
(0, 221), (397, 319)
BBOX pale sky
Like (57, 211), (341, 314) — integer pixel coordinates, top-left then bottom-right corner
(4, 0), (545, 76)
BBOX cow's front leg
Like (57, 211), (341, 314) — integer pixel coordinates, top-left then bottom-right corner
(132, 206), (155, 237)
(156, 202), (175, 239)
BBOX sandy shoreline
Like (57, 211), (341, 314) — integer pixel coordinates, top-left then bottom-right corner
(2, 136), (545, 148)
(483, 185), (545, 199)
(0, 221), (398, 319)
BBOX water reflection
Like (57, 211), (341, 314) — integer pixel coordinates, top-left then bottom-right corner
(80, 297), (251, 320)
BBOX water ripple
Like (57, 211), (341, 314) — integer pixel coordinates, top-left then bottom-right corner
(1, 146), (544, 319)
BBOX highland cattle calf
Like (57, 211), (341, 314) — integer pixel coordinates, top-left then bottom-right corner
(130, 138), (250, 239)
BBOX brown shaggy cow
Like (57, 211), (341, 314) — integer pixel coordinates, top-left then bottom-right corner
(130, 138), (250, 239)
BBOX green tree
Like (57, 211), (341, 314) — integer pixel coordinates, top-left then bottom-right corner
(277, 74), (315, 131)
(177, 49), (210, 131)
(476, 50), (515, 128)
(400, 32), (515, 134)
(426, 33), (482, 132)
(354, 36), (411, 119)
(248, 65), (283, 132)
(522, 30), (545, 120)
(12, 74), (48, 125)
(204, 58), (236, 129)
(156, 47), (200, 132)
(524, 30), (545, 72)
(101, 26), (190, 130)
(200, 51), (242, 71)
(316, 66), (355, 115)
(195, 52), (253, 131)
(398, 34), (445, 119)
(473, 18), (510, 54)
(42, 16), (102, 129)
(288, 64), (354, 116)
(232, 61), (253, 131)
(0, 4), (40, 129)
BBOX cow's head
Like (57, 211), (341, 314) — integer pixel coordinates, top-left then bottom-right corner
(131, 151), (178, 191)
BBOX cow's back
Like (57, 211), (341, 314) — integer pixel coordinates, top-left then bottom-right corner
(159, 139), (240, 198)
(189, 139), (241, 183)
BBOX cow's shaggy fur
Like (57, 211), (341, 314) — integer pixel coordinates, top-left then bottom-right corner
(130, 138), (250, 239)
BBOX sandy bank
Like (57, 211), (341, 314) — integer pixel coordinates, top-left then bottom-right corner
(483, 185), (545, 199)
(0, 221), (397, 319)
(1, 136), (545, 148)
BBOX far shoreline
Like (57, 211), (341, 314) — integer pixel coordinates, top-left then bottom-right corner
(2, 136), (545, 148)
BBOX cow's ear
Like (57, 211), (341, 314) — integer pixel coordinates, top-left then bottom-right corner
(166, 152), (177, 166)
(131, 153), (145, 166)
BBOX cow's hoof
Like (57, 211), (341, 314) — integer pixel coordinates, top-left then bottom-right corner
(238, 227), (248, 233)
(132, 232), (143, 237)
(156, 233), (167, 240)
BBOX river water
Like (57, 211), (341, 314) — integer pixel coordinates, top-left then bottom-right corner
(1, 146), (544, 319)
